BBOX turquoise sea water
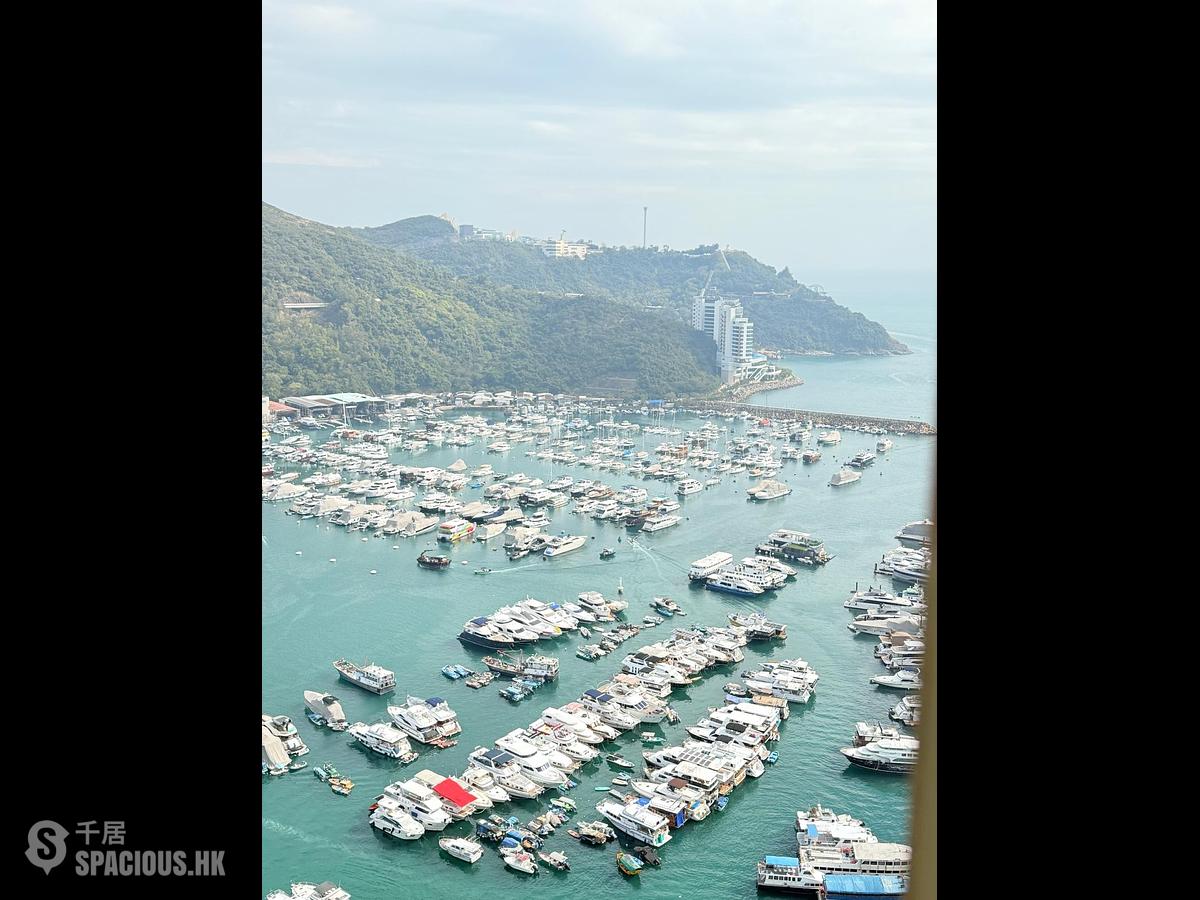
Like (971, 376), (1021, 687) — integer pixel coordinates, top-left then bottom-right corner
(264, 286), (936, 898)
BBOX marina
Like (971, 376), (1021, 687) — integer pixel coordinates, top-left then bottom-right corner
(262, 400), (932, 898)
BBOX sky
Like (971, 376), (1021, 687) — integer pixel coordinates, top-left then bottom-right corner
(263, 0), (936, 286)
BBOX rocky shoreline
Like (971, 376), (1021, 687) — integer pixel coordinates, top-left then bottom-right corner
(717, 375), (803, 403)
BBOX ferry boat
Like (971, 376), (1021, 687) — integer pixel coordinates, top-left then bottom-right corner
(847, 451), (876, 469)
(333, 658), (396, 694)
(705, 572), (765, 597)
(347, 722), (418, 760)
(797, 842), (912, 881)
(756, 855), (825, 893)
(689, 551), (734, 581)
(417, 550), (452, 569)
(544, 534), (587, 557)
(839, 737), (919, 774)
(828, 468), (862, 487)
(437, 518), (476, 542)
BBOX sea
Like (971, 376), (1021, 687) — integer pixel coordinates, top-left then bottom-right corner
(262, 287), (936, 899)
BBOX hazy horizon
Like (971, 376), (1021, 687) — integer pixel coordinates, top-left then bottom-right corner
(263, 1), (936, 282)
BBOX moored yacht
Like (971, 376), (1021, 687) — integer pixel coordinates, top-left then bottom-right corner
(676, 479), (703, 496)
(303, 691), (348, 731)
(381, 779), (453, 830)
(828, 468), (862, 487)
(458, 617), (519, 650)
(466, 747), (544, 798)
(494, 733), (569, 786)
(595, 799), (673, 847)
(839, 737), (919, 774)
(348, 722), (417, 760)
(543, 535), (587, 558)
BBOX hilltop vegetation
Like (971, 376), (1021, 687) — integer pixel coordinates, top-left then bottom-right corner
(262, 204), (719, 399)
(354, 215), (906, 355)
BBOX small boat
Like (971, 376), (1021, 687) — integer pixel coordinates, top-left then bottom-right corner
(642, 615), (662, 626)
(417, 550), (452, 569)
(438, 837), (484, 863)
(640, 732), (663, 744)
(475, 567), (492, 575)
(616, 851), (643, 876)
(605, 753), (635, 769)
(442, 664), (469, 679)
(312, 762), (341, 782)
(765, 751), (779, 765)
(329, 777), (354, 796)
(538, 850), (571, 871)
(465, 671), (496, 689)
(633, 845), (662, 866)
(594, 785), (613, 791)
(600, 548), (616, 559)
(287, 760), (308, 772)
(579, 627), (590, 638)
(499, 685), (528, 702)
(611, 777), (630, 787)
(549, 796), (576, 812)
(715, 796), (729, 811)
(500, 847), (539, 875)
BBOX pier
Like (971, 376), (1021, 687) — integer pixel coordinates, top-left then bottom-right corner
(675, 399), (936, 435)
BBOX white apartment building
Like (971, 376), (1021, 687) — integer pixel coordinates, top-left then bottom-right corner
(539, 239), (590, 259)
(691, 295), (756, 383)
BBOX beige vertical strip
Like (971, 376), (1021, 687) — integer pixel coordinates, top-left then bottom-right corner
(907, 490), (936, 899)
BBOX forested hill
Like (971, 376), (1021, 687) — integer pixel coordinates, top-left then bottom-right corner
(262, 204), (719, 399)
(354, 216), (908, 355)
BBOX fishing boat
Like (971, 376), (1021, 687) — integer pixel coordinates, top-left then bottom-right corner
(312, 762), (341, 782)
(616, 851), (644, 876)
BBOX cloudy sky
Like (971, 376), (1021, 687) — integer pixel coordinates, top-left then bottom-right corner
(263, 1), (936, 283)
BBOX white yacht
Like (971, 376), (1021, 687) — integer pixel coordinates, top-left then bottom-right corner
(839, 737), (919, 774)
(641, 514), (681, 533)
(458, 766), (512, 803)
(438, 837), (484, 863)
(474, 522), (507, 541)
(870, 669), (922, 691)
(848, 451), (876, 468)
(817, 430), (842, 445)
(348, 722), (416, 759)
(382, 779), (453, 830)
(493, 734), (569, 786)
(538, 708), (605, 744)
(877, 437), (894, 452)
(466, 747), (544, 798)
(829, 468), (862, 487)
(543, 535), (587, 557)
(411, 769), (483, 819)
(388, 701), (451, 745)
(595, 799), (673, 847)
(369, 798), (426, 840)
(676, 479), (703, 496)
(747, 480), (792, 501)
